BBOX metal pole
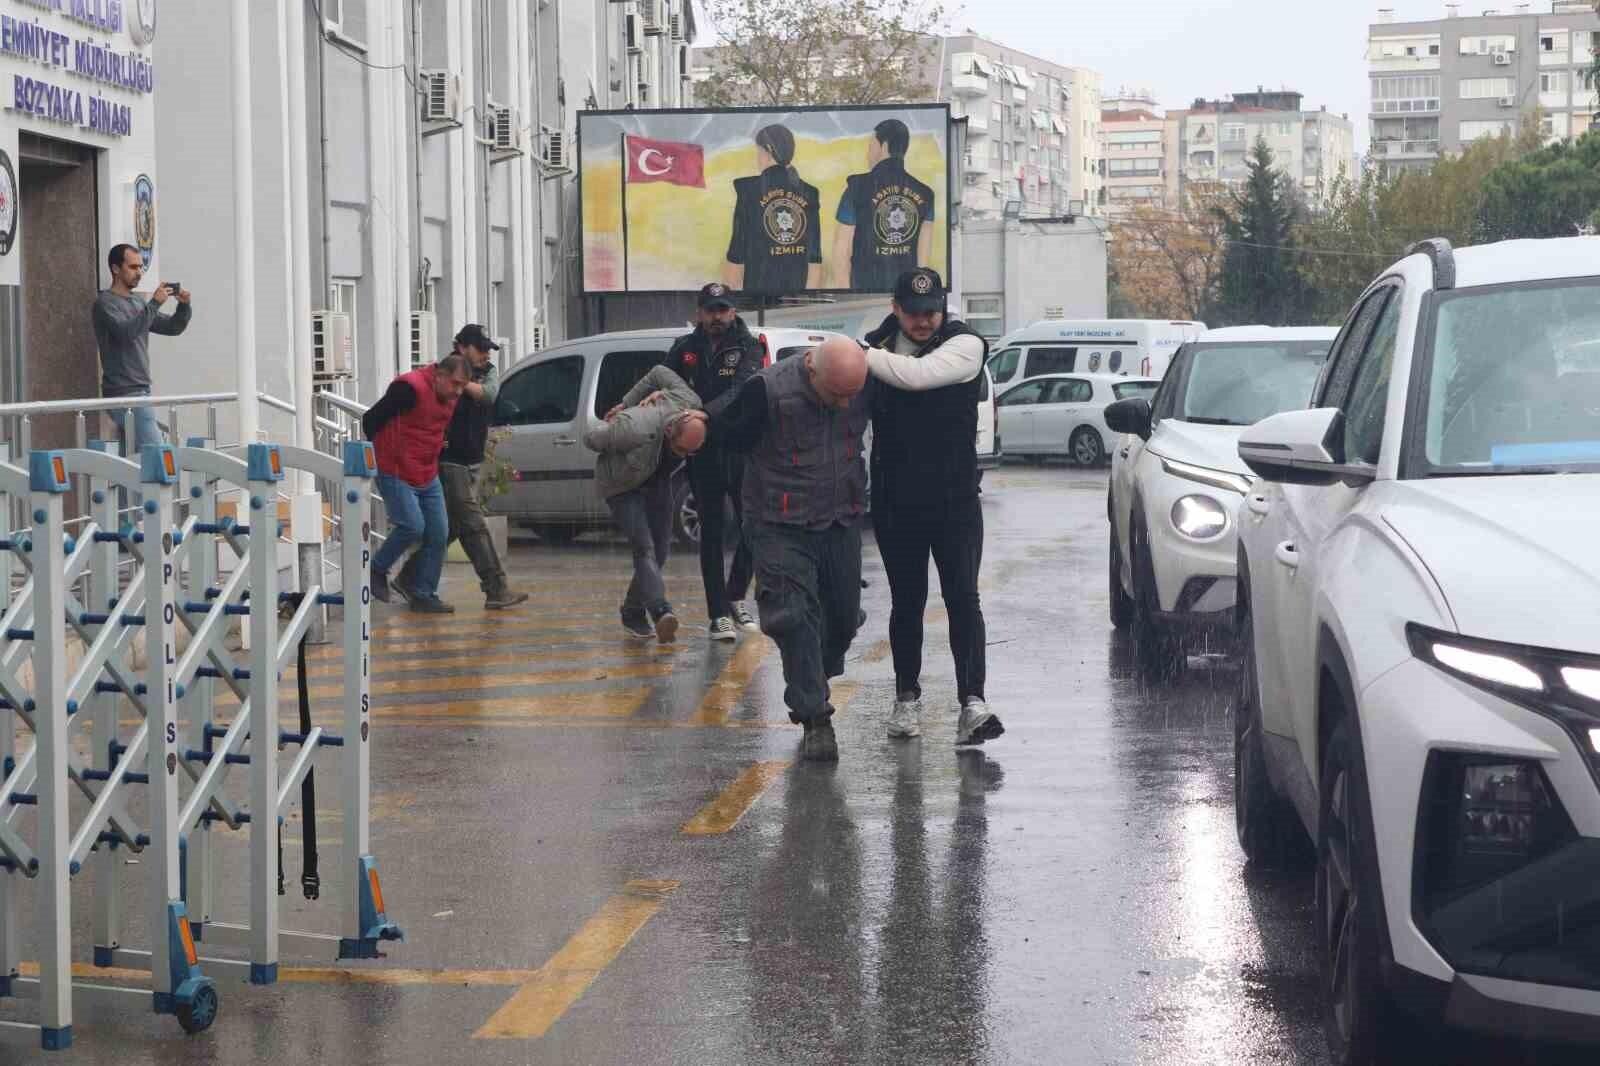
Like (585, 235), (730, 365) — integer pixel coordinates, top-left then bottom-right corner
(246, 446), (281, 983)
(180, 440), (216, 932)
(366, 0), (399, 387)
(285, 0), (317, 489)
(140, 452), (180, 1008)
(232, 0), (260, 449)
(87, 442), (122, 967)
(340, 444), (373, 948)
(0, 443), (19, 991)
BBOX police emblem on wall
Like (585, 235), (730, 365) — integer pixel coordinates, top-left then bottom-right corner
(131, 0), (158, 46)
(133, 174), (156, 265)
(761, 194), (807, 247)
(0, 152), (16, 258)
(874, 193), (920, 249)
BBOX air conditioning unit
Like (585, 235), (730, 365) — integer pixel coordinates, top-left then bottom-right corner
(312, 310), (355, 381)
(409, 310), (438, 369)
(488, 103), (518, 152)
(641, 0), (664, 36)
(625, 14), (642, 54)
(540, 126), (569, 171)
(670, 13), (685, 42)
(420, 69), (460, 122)
(1498, 94), (1517, 107)
(530, 324), (549, 351)
(1493, 51), (1512, 65)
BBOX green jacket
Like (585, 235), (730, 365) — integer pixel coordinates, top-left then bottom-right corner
(583, 366), (701, 499)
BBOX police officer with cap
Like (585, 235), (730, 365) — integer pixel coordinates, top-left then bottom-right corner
(831, 119), (938, 291)
(663, 284), (764, 641)
(724, 124), (824, 296)
(862, 267), (1002, 747)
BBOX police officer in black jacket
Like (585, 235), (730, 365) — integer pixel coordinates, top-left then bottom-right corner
(664, 284), (764, 641)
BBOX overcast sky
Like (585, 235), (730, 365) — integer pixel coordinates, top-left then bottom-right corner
(952, 0), (1457, 154)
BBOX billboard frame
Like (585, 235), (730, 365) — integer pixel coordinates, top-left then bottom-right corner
(576, 101), (955, 299)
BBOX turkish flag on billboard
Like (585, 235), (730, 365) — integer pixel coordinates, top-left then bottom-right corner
(625, 135), (706, 188)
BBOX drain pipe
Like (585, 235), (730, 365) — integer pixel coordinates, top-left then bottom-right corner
(230, 0), (258, 448)
(411, 0), (425, 311)
(316, 4), (333, 313)
(284, 0), (316, 487)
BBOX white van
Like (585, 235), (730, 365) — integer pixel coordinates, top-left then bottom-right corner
(988, 319), (1206, 387)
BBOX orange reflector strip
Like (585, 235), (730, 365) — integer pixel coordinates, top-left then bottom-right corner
(163, 450), (176, 476)
(369, 868), (385, 915)
(178, 918), (198, 966)
(52, 456), (65, 483)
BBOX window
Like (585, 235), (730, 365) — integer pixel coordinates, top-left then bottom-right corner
(966, 297), (1003, 340)
(987, 347), (1021, 383)
(1108, 158), (1161, 176)
(1460, 34), (1516, 55)
(1429, 43), (1440, 56)
(592, 350), (663, 417)
(997, 379), (1046, 406)
(495, 355), (583, 426)
(1223, 123), (1246, 143)
(1459, 77), (1515, 100)
(328, 279), (359, 368)
(1024, 346), (1076, 377)
(1042, 378), (1092, 404)
(1460, 119), (1514, 141)
(1317, 290), (1392, 407)
(1540, 34), (1563, 53)
(1372, 74), (1441, 113)
(1113, 381), (1158, 402)
(1341, 294), (1400, 465)
(1541, 71), (1568, 94)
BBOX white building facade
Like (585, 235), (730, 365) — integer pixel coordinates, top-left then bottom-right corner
(1177, 91), (1354, 210)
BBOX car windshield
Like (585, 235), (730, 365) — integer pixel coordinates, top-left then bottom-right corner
(1417, 278), (1600, 475)
(1173, 341), (1329, 426)
(1113, 381), (1157, 401)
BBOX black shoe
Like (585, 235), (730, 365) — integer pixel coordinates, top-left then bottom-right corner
(799, 720), (839, 762)
(370, 570), (392, 604)
(485, 588), (530, 610)
(391, 569), (419, 605)
(621, 616), (654, 639)
(408, 596), (455, 615)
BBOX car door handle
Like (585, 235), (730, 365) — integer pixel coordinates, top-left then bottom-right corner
(554, 437), (578, 447)
(1274, 541), (1299, 570)
(1246, 494), (1271, 517)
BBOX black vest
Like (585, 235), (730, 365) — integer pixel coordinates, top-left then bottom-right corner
(728, 166), (823, 295)
(864, 315), (989, 509)
(841, 159), (937, 292)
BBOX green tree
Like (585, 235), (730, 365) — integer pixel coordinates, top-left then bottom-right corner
(697, 0), (946, 107)
(1209, 139), (1310, 327)
(1477, 131), (1600, 240)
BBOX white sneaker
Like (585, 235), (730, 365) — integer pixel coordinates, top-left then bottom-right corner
(731, 602), (760, 632)
(956, 700), (1005, 746)
(709, 617), (737, 643)
(887, 694), (922, 739)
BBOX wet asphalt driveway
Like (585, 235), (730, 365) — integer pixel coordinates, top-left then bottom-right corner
(0, 464), (1592, 1064)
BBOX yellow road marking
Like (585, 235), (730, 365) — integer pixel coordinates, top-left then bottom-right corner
(294, 645), (676, 679)
(307, 662), (670, 698)
(474, 879), (680, 1040)
(690, 640), (771, 726)
(681, 761), (790, 836)
(369, 688), (651, 720)
(16, 961), (537, 988)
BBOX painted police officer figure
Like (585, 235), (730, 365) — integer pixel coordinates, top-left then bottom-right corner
(831, 119), (937, 292)
(724, 124), (824, 296)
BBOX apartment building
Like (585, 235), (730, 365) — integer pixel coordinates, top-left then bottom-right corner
(1177, 90), (1355, 209)
(946, 35), (1104, 219)
(1099, 89), (1170, 216)
(1368, 1), (1600, 178)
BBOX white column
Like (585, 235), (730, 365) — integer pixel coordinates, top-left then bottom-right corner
(390, 0), (414, 377)
(232, 0), (259, 447)
(507, 0), (528, 362)
(446, 0), (469, 328)
(367, 0), (399, 384)
(285, 0), (316, 484)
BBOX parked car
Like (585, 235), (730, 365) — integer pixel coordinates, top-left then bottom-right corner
(996, 372), (1158, 466)
(988, 319), (1206, 386)
(976, 366), (1000, 473)
(1232, 237), (1600, 1063)
(1103, 326), (1335, 668)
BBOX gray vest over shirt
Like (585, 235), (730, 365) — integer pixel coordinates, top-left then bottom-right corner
(742, 355), (871, 530)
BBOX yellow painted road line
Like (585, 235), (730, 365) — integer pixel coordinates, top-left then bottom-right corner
(294, 645), (676, 679)
(474, 879), (680, 1040)
(681, 761), (790, 836)
(304, 662), (671, 698)
(370, 688), (651, 720)
(16, 961), (537, 988)
(690, 639), (771, 727)
(375, 609), (712, 636)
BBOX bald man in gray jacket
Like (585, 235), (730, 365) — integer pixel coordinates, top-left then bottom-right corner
(585, 366), (705, 642)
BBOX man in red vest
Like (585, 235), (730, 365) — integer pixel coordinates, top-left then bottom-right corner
(362, 354), (473, 612)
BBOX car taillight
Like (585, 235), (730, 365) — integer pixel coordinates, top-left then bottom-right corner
(759, 334), (772, 367)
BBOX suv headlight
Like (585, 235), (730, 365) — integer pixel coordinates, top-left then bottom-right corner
(1408, 623), (1600, 770)
(1160, 457), (1252, 496)
(1171, 495), (1227, 540)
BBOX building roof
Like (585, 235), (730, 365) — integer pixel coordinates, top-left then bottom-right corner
(1103, 109), (1162, 122)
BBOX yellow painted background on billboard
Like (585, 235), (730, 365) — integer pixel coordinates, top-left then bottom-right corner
(583, 133), (948, 293)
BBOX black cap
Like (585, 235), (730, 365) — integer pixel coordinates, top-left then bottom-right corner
(454, 323), (500, 351)
(893, 268), (946, 314)
(698, 282), (734, 310)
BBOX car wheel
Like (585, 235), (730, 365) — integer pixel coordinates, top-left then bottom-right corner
(1108, 518), (1134, 630)
(1234, 563), (1307, 866)
(1318, 718), (1408, 1066)
(1130, 515), (1183, 675)
(1070, 427), (1105, 467)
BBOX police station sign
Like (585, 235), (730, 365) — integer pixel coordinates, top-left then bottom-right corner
(1, 0), (155, 139)
(579, 104), (952, 297)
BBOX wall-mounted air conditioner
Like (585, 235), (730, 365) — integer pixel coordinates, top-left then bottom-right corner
(410, 310), (438, 369)
(421, 70), (460, 122)
(531, 324), (549, 351)
(625, 14), (642, 54)
(1492, 51), (1512, 65)
(1498, 95), (1517, 107)
(488, 102), (519, 152)
(540, 127), (569, 171)
(312, 311), (354, 381)
(642, 0), (664, 36)
(670, 13), (685, 42)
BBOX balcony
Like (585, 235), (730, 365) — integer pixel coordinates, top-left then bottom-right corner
(964, 109), (989, 136)
(952, 71), (990, 97)
(1373, 138), (1440, 157)
(964, 152), (991, 175)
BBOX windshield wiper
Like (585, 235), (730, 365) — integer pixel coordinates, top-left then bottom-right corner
(1181, 416), (1245, 426)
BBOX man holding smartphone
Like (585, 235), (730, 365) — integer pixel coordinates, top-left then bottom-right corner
(92, 243), (192, 456)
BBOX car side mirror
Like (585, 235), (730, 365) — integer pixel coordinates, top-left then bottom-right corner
(1104, 397), (1153, 441)
(1237, 408), (1373, 486)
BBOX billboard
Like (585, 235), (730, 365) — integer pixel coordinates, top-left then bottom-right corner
(579, 104), (951, 297)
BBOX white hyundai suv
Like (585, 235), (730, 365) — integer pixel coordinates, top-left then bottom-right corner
(1105, 326), (1334, 671)
(1233, 237), (1600, 1064)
